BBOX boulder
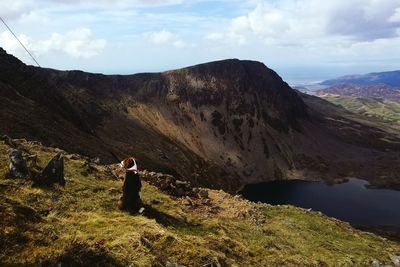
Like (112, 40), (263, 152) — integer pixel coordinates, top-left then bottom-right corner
(36, 153), (65, 186)
(7, 148), (30, 178)
(2, 135), (17, 148)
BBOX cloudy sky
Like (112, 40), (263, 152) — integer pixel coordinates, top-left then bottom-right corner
(1, 0), (400, 83)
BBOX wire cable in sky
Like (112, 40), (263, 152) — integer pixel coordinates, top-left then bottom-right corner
(0, 16), (41, 67)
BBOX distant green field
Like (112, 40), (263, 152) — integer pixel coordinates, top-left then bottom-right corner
(323, 95), (400, 123)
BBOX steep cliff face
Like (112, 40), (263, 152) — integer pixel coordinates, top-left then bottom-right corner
(1, 48), (399, 191)
(123, 59), (309, 186)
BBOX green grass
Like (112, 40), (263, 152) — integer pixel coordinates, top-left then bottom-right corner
(0, 140), (399, 266)
(323, 95), (400, 123)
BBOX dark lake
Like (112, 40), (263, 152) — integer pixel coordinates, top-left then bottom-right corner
(240, 178), (400, 226)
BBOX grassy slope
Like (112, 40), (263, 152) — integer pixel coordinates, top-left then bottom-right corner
(0, 140), (399, 266)
(322, 95), (400, 123)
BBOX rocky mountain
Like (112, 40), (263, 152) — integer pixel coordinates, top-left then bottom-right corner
(1, 47), (400, 191)
(320, 70), (400, 87)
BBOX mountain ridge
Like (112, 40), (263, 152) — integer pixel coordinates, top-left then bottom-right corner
(321, 70), (400, 87)
(1, 48), (400, 191)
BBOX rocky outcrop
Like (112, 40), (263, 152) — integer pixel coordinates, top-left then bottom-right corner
(140, 170), (194, 197)
(7, 148), (30, 178)
(34, 153), (65, 186)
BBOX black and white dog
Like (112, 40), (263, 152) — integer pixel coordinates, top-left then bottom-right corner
(118, 157), (143, 213)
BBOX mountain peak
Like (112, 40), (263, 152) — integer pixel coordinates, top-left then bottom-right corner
(168, 58), (276, 80)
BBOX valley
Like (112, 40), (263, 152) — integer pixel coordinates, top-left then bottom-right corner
(1, 46), (400, 265)
(1, 48), (400, 192)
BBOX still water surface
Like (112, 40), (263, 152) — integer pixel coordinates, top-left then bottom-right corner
(240, 178), (400, 226)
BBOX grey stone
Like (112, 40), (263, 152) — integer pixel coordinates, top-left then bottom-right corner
(371, 259), (382, 267)
(390, 255), (400, 267)
(175, 180), (189, 185)
(8, 148), (30, 178)
(65, 154), (81, 160)
(28, 141), (42, 146)
(91, 157), (101, 164)
(37, 153), (65, 186)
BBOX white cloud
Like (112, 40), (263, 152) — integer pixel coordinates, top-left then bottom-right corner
(207, 0), (400, 47)
(149, 30), (174, 44)
(326, 0), (400, 40)
(1, 0), (399, 78)
(205, 2), (309, 46)
(39, 28), (107, 58)
(147, 30), (188, 48)
(0, 28), (106, 62)
(389, 8), (400, 22)
(0, 0), (34, 20)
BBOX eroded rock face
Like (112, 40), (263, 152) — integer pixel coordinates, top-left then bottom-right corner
(8, 148), (30, 178)
(36, 153), (65, 186)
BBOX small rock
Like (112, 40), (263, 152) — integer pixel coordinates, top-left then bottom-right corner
(390, 255), (400, 267)
(36, 153), (65, 186)
(175, 180), (188, 185)
(183, 197), (193, 206)
(54, 148), (64, 153)
(371, 259), (382, 267)
(65, 154), (81, 160)
(198, 189), (209, 198)
(28, 141), (42, 146)
(2, 135), (17, 148)
(91, 157), (101, 164)
(8, 148), (30, 178)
